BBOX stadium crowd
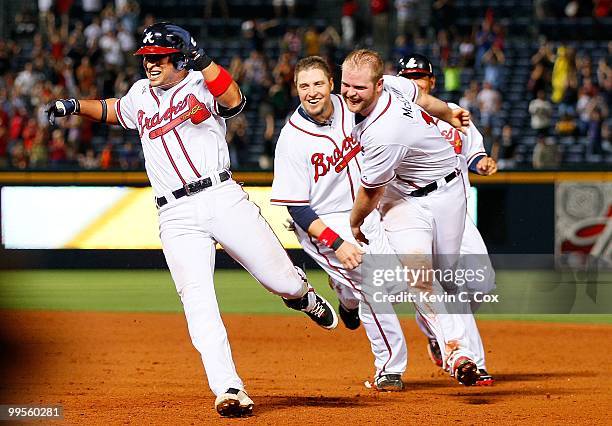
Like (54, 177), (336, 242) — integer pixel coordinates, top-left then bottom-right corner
(0, 0), (609, 171)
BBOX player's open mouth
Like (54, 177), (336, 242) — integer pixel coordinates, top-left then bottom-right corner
(307, 99), (321, 105)
(148, 70), (162, 78)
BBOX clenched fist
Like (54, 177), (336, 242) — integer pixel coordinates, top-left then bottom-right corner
(46, 99), (80, 125)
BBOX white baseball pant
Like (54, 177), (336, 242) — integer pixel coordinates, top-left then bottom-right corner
(415, 210), (495, 369)
(294, 211), (408, 377)
(379, 174), (476, 369)
(158, 177), (307, 396)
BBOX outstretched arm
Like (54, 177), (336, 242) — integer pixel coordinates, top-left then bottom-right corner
(47, 98), (120, 125)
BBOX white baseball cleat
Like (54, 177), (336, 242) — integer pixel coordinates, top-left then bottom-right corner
(214, 388), (254, 417)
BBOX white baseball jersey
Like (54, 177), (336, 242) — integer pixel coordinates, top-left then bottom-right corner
(434, 103), (486, 191)
(271, 94), (360, 214)
(354, 88), (459, 196)
(271, 94), (408, 376)
(115, 70), (235, 196)
(383, 76), (486, 190)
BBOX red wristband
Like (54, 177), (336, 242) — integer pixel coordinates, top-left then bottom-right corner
(318, 227), (339, 248)
(206, 66), (233, 97)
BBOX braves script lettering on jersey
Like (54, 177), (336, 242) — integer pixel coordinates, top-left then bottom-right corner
(271, 94), (408, 377)
(352, 86), (478, 371)
(116, 71), (229, 195)
(114, 69), (336, 401)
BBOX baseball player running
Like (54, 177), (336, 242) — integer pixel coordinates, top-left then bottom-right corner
(46, 22), (339, 418)
(344, 49), (481, 386)
(271, 56), (407, 391)
(389, 53), (497, 385)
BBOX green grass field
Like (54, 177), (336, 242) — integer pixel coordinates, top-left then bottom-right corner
(0, 270), (610, 323)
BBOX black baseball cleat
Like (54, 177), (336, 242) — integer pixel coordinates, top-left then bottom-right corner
(475, 369), (495, 386)
(283, 289), (338, 330)
(374, 374), (404, 392)
(338, 304), (360, 330)
(427, 339), (443, 367)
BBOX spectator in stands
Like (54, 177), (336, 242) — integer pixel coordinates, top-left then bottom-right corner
(529, 90), (553, 136)
(476, 81), (502, 133)
(341, 0), (358, 49)
(532, 135), (561, 169)
(432, 0), (457, 40)
(84, 16), (103, 49)
(82, 0), (103, 26)
(597, 52), (611, 106)
(492, 124), (517, 170)
(459, 80), (480, 118)
(28, 131), (48, 168)
(531, 40), (555, 73)
(9, 140), (27, 169)
(433, 29), (451, 67)
(392, 35), (412, 63)
(602, 120), (611, 153)
(371, 0), (391, 59)
(281, 27), (302, 56)
(458, 34), (475, 68)
(587, 108), (605, 155)
(395, 0), (419, 40)
(558, 72), (579, 116)
(268, 75), (290, 120)
(258, 98), (275, 170)
(303, 26), (321, 57)
(528, 62), (549, 99)
(475, 16), (496, 68)
(226, 114), (248, 168)
(76, 57), (96, 94)
(273, 0), (296, 18)
(118, 141), (141, 170)
(78, 148), (99, 170)
(318, 26), (341, 72)
(482, 45), (505, 89)
(551, 45), (576, 103)
(243, 50), (270, 98)
(48, 129), (69, 168)
(99, 30), (124, 68)
(14, 63), (41, 97)
(555, 112), (578, 138)
(117, 23), (136, 56)
(118, 0), (140, 34)
(534, 0), (552, 19)
(443, 59), (461, 103)
(593, 0), (611, 17)
(38, 0), (54, 37)
(577, 80), (609, 135)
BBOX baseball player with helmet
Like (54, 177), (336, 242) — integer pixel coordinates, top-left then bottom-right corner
(389, 53), (496, 385)
(46, 22), (339, 418)
(272, 55), (476, 390)
(344, 49), (482, 386)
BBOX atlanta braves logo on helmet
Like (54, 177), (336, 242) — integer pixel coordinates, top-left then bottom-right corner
(143, 31), (155, 44)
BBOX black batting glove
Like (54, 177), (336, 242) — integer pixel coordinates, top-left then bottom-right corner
(46, 99), (80, 125)
(190, 47), (213, 71)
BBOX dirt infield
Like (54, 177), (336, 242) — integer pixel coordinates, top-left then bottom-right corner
(1, 311), (610, 425)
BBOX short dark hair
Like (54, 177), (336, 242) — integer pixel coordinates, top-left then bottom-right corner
(294, 56), (332, 83)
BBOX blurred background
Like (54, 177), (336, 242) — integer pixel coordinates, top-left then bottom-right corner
(0, 0), (609, 263)
(0, 0), (609, 171)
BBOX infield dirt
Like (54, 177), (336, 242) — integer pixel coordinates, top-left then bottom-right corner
(1, 311), (610, 425)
